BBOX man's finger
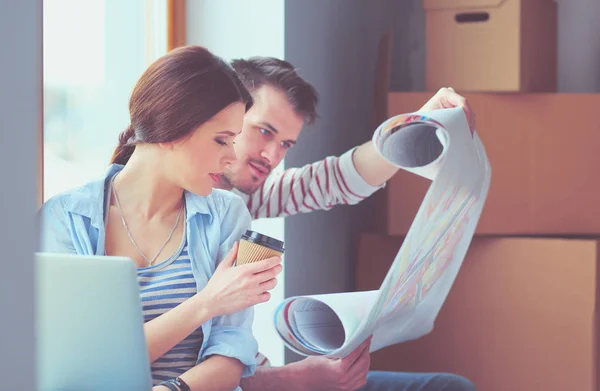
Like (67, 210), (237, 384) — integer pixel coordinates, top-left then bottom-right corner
(348, 341), (371, 373)
(444, 89), (475, 132)
(341, 336), (372, 368)
(445, 91), (467, 108)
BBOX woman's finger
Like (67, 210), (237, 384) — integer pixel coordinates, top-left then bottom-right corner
(244, 255), (282, 274)
(254, 263), (283, 283)
(258, 277), (278, 292)
(255, 291), (271, 304)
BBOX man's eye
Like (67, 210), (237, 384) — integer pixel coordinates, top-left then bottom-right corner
(282, 142), (293, 149)
(259, 128), (270, 136)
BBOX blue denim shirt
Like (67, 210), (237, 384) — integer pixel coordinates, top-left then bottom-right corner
(37, 164), (258, 385)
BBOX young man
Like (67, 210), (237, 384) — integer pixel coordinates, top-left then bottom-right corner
(216, 57), (477, 391)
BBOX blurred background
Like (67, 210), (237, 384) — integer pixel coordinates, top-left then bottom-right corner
(3, 1), (600, 390)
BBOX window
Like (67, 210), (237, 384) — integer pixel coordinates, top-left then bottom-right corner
(43, 0), (167, 200)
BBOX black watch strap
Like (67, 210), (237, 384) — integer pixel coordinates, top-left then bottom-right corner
(158, 380), (179, 391)
(174, 377), (191, 391)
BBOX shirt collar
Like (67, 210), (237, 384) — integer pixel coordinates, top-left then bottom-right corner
(65, 164), (214, 226)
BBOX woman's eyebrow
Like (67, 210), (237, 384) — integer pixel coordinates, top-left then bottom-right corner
(216, 130), (239, 136)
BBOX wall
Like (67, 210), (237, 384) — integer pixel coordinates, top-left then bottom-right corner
(283, 0), (395, 363)
(186, 0), (287, 366)
(556, 0), (600, 92)
(0, 0), (40, 388)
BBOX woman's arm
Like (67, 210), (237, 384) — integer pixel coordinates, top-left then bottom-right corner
(143, 290), (214, 363)
(144, 243), (280, 363)
(153, 355), (244, 391)
(193, 195), (265, 381)
(153, 195), (267, 389)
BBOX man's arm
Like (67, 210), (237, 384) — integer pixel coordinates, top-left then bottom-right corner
(351, 140), (398, 186)
(244, 87), (474, 220)
(246, 147), (384, 219)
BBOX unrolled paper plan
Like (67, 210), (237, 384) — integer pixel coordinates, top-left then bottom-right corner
(273, 107), (491, 358)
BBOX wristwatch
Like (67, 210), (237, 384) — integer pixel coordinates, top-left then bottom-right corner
(158, 377), (191, 391)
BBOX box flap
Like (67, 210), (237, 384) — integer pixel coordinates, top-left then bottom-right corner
(423, 0), (506, 11)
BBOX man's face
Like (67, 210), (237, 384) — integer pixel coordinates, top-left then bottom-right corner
(222, 85), (305, 194)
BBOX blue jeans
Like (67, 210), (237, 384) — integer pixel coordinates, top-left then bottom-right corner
(357, 371), (477, 391)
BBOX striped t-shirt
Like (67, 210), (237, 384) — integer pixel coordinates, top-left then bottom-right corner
(137, 238), (203, 385)
(234, 148), (383, 220)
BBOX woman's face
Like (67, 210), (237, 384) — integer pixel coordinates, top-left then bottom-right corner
(167, 102), (245, 196)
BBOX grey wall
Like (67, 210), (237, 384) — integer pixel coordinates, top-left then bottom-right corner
(556, 0), (600, 92)
(389, 0), (426, 92)
(0, 0), (40, 388)
(283, 0), (396, 363)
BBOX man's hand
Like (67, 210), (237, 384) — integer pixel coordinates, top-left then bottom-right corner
(354, 87), (476, 187)
(419, 87), (476, 133)
(295, 337), (372, 391)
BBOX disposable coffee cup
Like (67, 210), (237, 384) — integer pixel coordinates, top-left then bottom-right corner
(236, 230), (284, 266)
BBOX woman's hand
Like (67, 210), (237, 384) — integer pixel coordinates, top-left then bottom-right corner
(196, 241), (283, 318)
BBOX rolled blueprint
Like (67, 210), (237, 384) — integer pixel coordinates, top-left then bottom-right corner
(273, 107), (491, 358)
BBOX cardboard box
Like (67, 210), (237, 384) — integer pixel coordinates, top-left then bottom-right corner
(372, 92), (600, 235)
(424, 0), (557, 92)
(356, 234), (600, 391)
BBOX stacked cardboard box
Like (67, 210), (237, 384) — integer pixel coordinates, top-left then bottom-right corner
(358, 1), (599, 386)
(372, 93), (600, 236)
(356, 234), (600, 391)
(424, 0), (557, 92)
(357, 91), (600, 391)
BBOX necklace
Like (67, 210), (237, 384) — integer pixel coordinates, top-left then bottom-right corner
(110, 174), (184, 266)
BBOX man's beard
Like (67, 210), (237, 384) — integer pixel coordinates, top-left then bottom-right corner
(223, 163), (267, 195)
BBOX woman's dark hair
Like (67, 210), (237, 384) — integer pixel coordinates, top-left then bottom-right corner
(110, 45), (254, 165)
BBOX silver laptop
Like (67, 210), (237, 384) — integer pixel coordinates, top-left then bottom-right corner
(36, 252), (152, 391)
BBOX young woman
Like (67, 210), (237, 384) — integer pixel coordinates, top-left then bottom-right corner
(38, 45), (282, 391)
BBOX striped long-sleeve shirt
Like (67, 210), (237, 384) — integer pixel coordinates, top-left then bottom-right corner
(235, 148), (383, 220)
